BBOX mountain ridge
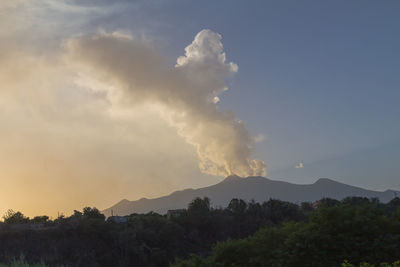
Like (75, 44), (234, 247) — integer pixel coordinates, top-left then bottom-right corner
(102, 176), (399, 217)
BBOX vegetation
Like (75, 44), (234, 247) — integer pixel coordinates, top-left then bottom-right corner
(0, 255), (47, 267)
(2, 210), (30, 224)
(0, 197), (399, 266)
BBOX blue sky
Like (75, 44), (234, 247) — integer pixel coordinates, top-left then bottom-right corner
(23, 0), (400, 188)
(102, 0), (400, 189)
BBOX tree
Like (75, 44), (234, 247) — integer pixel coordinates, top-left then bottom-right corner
(227, 199), (247, 237)
(342, 196), (372, 206)
(31, 216), (49, 224)
(2, 209), (29, 224)
(317, 197), (340, 208)
(72, 210), (83, 218)
(300, 202), (314, 213)
(174, 200), (400, 267)
(82, 207), (105, 220)
(227, 198), (247, 216)
(262, 198), (303, 224)
(187, 197), (210, 215)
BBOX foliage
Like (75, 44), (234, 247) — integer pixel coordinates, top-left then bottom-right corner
(2, 210), (29, 224)
(0, 255), (47, 267)
(30, 216), (49, 224)
(82, 207), (105, 220)
(1, 197), (400, 266)
(341, 260), (400, 267)
(174, 199), (400, 267)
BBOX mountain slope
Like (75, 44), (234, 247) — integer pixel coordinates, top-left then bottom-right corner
(102, 176), (399, 216)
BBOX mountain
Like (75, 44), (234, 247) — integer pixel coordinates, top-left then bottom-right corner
(102, 176), (399, 217)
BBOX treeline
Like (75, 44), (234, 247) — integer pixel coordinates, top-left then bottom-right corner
(0, 197), (400, 266)
(174, 198), (400, 267)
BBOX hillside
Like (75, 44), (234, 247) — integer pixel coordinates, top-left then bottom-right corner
(103, 175), (398, 216)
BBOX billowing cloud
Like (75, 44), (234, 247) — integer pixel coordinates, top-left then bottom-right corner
(0, 1), (266, 217)
(66, 29), (266, 177)
(0, 44), (205, 216)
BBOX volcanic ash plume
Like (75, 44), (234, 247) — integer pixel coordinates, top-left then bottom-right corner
(66, 29), (266, 177)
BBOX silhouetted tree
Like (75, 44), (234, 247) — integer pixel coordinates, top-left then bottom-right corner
(300, 201), (314, 213)
(317, 197), (340, 208)
(1, 197), (400, 266)
(2, 209), (29, 224)
(82, 207), (105, 220)
(187, 197), (210, 215)
(342, 196), (371, 206)
(72, 210), (83, 218)
(31, 216), (49, 224)
(227, 198), (247, 217)
(174, 201), (400, 267)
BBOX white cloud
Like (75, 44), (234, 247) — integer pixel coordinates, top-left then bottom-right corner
(295, 162), (304, 169)
(66, 29), (266, 177)
(0, 2), (267, 216)
(254, 134), (266, 143)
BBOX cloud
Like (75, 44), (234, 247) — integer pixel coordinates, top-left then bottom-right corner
(0, 28), (209, 217)
(0, 45), (205, 216)
(66, 29), (266, 177)
(295, 162), (304, 169)
(0, 1), (267, 217)
(254, 134), (266, 143)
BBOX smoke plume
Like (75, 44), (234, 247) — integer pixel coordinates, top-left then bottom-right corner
(67, 29), (266, 177)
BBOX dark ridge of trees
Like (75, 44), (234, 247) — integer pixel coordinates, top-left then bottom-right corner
(174, 199), (400, 266)
(2, 209), (30, 224)
(0, 196), (399, 266)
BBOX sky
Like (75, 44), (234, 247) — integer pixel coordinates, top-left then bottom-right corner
(1, 0), (399, 217)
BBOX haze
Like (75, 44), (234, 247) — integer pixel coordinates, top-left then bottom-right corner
(1, 0), (399, 217)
